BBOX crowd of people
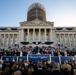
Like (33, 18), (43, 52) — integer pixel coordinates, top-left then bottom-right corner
(0, 46), (76, 75)
(0, 46), (76, 56)
(0, 57), (75, 75)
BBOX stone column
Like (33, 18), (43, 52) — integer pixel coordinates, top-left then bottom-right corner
(21, 29), (24, 41)
(33, 28), (35, 41)
(27, 28), (29, 41)
(58, 34), (61, 49)
(64, 34), (65, 47)
(50, 29), (51, 41)
(68, 34), (69, 46)
(51, 29), (53, 41)
(22, 29), (24, 41)
(50, 28), (53, 41)
(72, 34), (74, 46)
(13, 34), (14, 46)
(73, 34), (75, 46)
(23, 29), (24, 41)
(59, 34), (61, 43)
(8, 34), (10, 47)
(45, 28), (46, 41)
(39, 28), (41, 41)
(4, 34), (5, 47)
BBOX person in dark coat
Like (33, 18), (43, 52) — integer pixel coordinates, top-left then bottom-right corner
(28, 60), (34, 68)
(49, 63), (64, 75)
(32, 65), (47, 75)
(2, 58), (10, 71)
(46, 64), (52, 75)
(10, 58), (15, 68)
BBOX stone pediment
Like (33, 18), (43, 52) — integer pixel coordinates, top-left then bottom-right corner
(27, 19), (46, 25)
(20, 19), (54, 26)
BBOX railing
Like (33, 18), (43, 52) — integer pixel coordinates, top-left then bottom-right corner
(1, 54), (75, 64)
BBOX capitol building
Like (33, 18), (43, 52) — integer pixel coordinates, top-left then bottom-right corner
(0, 3), (76, 48)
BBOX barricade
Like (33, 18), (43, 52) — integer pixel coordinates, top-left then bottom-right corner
(61, 56), (74, 64)
(2, 56), (17, 61)
(1, 55), (75, 64)
(51, 56), (59, 62)
(18, 56), (27, 61)
(2, 56), (27, 62)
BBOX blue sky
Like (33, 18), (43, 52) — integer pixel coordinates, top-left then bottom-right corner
(0, 0), (76, 27)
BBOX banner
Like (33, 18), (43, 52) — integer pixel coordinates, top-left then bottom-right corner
(28, 54), (50, 62)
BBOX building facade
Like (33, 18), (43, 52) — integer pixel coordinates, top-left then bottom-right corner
(0, 3), (76, 48)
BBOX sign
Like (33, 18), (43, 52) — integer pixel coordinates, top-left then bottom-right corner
(28, 54), (50, 62)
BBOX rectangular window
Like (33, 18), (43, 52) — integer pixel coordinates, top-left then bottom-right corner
(65, 34), (68, 38)
(14, 34), (17, 38)
(10, 34), (13, 38)
(61, 34), (63, 38)
(6, 34), (8, 38)
(74, 34), (76, 38)
(61, 35), (62, 38)
(25, 33), (27, 36)
(1, 41), (4, 46)
(56, 34), (59, 38)
(1, 34), (4, 38)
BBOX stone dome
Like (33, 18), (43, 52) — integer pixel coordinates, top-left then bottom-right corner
(28, 3), (45, 12)
(27, 3), (46, 21)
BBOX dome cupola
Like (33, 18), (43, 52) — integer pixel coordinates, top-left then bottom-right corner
(27, 3), (46, 21)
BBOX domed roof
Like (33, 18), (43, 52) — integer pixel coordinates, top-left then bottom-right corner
(28, 3), (45, 12)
